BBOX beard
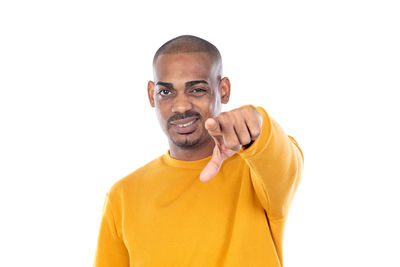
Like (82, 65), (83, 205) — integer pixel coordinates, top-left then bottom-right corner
(170, 134), (202, 148)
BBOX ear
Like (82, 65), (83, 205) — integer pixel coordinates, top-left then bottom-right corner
(147, 80), (155, 107)
(219, 77), (231, 104)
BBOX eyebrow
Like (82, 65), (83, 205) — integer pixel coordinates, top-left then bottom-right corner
(156, 80), (209, 89)
(156, 81), (174, 90)
(185, 80), (209, 87)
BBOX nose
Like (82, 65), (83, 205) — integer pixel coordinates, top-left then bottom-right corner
(171, 92), (193, 114)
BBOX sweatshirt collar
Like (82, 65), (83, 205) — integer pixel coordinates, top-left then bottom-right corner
(162, 150), (212, 169)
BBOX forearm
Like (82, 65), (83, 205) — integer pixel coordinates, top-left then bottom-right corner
(238, 106), (304, 218)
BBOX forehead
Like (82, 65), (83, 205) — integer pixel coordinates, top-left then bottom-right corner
(153, 52), (215, 83)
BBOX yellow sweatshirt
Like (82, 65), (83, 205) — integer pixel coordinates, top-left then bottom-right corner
(94, 106), (304, 267)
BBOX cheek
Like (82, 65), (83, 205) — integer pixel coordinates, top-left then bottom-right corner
(201, 96), (219, 118)
(155, 100), (170, 117)
(196, 102), (216, 121)
(155, 105), (170, 127)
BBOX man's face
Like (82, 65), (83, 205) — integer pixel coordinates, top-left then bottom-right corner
(148, 52), (228, 149)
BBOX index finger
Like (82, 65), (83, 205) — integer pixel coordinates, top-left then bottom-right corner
(205, 118), (222, 137)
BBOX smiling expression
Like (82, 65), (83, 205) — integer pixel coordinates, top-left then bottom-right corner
(147, 52), (230, 150)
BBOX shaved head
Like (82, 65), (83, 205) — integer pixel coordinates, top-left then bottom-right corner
(153, 35), (223, 80)
(148, 35), (231, 156)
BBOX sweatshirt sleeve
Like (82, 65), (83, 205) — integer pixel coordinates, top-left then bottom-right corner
(237, 105), (304, 219)
(94, 193), (129, 267)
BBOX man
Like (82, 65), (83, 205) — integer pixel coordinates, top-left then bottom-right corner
(94, 35), (304, 267)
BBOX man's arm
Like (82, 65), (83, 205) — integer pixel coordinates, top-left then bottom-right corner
(94, 193), (129, 267)
(237, 106), (304, 218)
(200, 105), (304, 218)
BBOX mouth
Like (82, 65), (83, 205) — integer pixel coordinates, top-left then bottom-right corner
(170, 117), (200, 134)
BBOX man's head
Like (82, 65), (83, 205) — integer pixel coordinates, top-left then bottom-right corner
(147, 35), (230, 151)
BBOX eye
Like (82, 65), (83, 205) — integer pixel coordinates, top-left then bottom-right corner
(158, 89), (172, 96)
(190, 88), (207, 96)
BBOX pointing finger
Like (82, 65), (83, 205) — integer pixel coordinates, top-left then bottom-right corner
(205, 118), (221, 137)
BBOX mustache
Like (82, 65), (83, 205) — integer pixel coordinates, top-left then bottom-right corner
(167, 110), (202, 124)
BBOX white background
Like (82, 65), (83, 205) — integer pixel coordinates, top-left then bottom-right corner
(1, 0), (399, 266)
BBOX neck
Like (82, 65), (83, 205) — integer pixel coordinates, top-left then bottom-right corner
(168, 137), (215, 161)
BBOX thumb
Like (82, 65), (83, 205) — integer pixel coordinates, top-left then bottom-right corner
(199, 145), (223, 182)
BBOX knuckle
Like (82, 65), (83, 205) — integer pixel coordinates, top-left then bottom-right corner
(235, 107), (247, 116)
(233, 110), (243, 120)
(252, 128), (261, 139)
(218, 111), (227, 117)
(243, 105), (251, 111)
(234, 107), (243, 114)
(217, 112), (228, 122)
(242, 105), (253, 113)
(219, 118), (233, 129)
(242, 136), (251, 145)
(226, 139), (238, 149)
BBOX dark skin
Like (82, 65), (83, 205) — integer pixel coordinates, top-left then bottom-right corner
(147, 52), (262, 182)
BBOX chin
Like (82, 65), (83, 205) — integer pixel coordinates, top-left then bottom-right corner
(172, 139), (201, 148)
(170, 132), (203, 149)
(171, 136), (200, 148)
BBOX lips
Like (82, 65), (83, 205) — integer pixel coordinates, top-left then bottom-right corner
(170, 117), (200, 134)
